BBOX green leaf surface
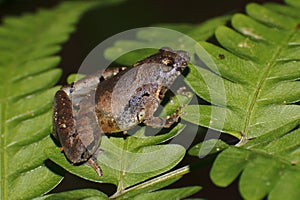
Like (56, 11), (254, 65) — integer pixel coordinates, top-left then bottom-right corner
(211, 128), (300, 200)
(188, 139), (229, 158)
(0, 1), (103, 199)
(160, 93), (193, 118)
(66, 73), (86, 84)
(183, 2), (300, 139)
(286, 0), (300, 7)
(185, 1), (300, 199)
(132, 186), (201, 200)
(35, 189), (108, 200)
(47, 124), (186, 192)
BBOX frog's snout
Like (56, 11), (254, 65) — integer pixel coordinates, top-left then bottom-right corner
(177, 50), (190, 64)
(174, 50), (190, 72)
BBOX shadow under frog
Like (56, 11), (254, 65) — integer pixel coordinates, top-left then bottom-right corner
(53, 47), (190, 176)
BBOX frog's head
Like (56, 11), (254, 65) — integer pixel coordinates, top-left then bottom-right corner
(134, 47), (189, 70)
(158, 47), (190, 73)
(130, 47), (190, 92)
(156, 47), (190, 88)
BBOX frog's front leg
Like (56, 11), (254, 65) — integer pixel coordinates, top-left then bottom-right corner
(143, 98), (182, 128)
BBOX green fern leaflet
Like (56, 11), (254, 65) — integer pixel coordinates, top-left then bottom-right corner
(0, 2), (103, 199)
(185, 1), (300, 199)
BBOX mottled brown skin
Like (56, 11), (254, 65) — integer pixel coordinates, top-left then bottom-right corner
(53, 48), (189, 176)
(95, 47), (190, 132)
(53, 70), (122, 176)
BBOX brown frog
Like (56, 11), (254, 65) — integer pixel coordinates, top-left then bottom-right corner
(53, 47), (190, 176)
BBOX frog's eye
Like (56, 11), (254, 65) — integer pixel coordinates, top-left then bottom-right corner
(162, 58), (173, 66)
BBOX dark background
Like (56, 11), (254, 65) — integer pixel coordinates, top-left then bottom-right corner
(0, 0), (283, 199)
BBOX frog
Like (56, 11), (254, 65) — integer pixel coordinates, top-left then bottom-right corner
(52, 47), (190, 176)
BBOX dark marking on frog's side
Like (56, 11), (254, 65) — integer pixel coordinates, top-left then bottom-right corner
(53, 47), (190, 176)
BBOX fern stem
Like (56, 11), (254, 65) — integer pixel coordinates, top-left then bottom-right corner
(116, 135), (130, 192)
(109, 165), (190, 199)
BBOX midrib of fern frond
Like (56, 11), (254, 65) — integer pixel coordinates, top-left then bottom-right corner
(242, 27), (299, 137)
(116, 137), (129, 192)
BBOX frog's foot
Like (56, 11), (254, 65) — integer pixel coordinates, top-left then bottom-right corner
(87, 156), (103, 176)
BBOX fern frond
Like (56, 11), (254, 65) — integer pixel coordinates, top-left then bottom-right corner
(0, 2), (97, 199)
(185, 0), (300, 199)
(183, 2), (300, 139)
